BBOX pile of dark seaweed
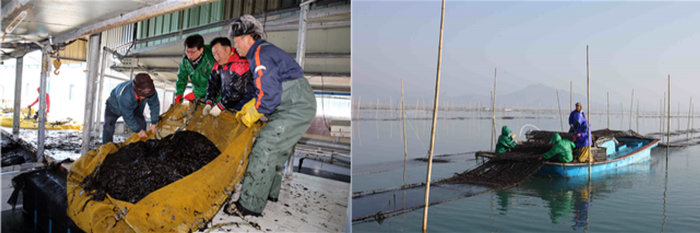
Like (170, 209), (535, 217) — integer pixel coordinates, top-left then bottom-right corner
(80, 131), (220, 203)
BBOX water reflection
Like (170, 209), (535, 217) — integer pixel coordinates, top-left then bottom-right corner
(508, 162), (651, 231)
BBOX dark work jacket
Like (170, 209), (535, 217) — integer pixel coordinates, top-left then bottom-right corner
(205, 52), (255, 111)
(107, 81), (160, 132)
(245, 39), (305, 114)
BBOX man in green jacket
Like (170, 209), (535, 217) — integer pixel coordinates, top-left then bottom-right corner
(538, 133), (575, 163)
(495, 126), (517, 154)
(175, 34), (217, 105)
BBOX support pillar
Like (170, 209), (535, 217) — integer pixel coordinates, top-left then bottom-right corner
(81, 33), (102, 155)
(37, 50), (50, 162)
(295, 0), (315, 68)
(12, 57), (23, 135)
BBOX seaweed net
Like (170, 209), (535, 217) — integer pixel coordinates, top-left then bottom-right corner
(353, 129), (650, 223)
(352, 141), (549, 223)
(79, 130), (220, 204)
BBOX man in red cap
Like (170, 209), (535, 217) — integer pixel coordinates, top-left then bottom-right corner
(102, 73), (161, 144)
(27, 87), (50, 118)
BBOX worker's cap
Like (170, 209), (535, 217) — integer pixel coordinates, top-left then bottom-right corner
(229, 15), (263, 38)
(132, 73), (155, 97)
(575, 102), (582, 107)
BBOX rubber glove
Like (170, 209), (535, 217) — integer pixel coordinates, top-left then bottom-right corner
(511, 134), (517, 139)
(538, 157), (543, 161)
(237, 99), (264, 127)
(210, 104), (223, 117)
(236, 99), (255, 118)
(202, 104), (212, 116)
(175, 94), (183, 104)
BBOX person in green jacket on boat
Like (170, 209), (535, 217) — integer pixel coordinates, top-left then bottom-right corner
(538, 133), (575, 163)
(496, 125), (518, 154)
(174, 34), (217, 105)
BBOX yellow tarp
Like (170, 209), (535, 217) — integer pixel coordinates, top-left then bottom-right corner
(0, 109), (83, 130)
(67, 103), (264, 232)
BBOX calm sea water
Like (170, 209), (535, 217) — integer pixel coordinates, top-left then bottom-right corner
(352, 109), (700, 232)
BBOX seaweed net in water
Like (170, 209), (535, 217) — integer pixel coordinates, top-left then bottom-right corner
(352, 141), (550, 223)
(439, 142), (549, 187)
(80, 130), (220, 204)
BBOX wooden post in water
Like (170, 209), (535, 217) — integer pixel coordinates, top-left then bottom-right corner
(629, 89), (634, 130)
(663, 93), (666, 134)
(687, 97), (693, 138)
(607, 92), (610, 129)
(557, 89), (564, 131)
(587, 45), (591, 179)
(423, 0), (446, 229)
(491, 68), (498, 152)
(376, 98), (379, 120)
(667, 75), (670, 159)
(637, 99), (640, 133)
(357, 96), (362, 120)
(402, 80), (408, 185)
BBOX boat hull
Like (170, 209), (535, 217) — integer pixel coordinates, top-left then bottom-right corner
(538, 138), (658, 177)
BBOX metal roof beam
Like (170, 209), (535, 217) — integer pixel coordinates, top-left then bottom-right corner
(51, 0), (219, 45)
(127, 19), (349, 54)
(130, 3), (349, 46)
(1, 0), (32, 22)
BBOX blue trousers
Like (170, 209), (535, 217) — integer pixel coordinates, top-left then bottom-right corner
(102, 103), (146, 144)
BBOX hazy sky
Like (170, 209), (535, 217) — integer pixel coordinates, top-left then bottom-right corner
(353, 1), (700, 111)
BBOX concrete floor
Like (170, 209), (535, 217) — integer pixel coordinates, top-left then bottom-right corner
(196, 173), (349, 233)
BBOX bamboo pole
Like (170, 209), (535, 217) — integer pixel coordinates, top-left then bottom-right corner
(667, 75), (670, 159)
(687, 97), (692, 138)
(423, 0), (446, 229)
(402, 80), (408, 185)
(663, 92), (666, 134)
(607, 92), (610, 129)
(357, 96), (361, 120)
(629, 89), (634, 130)
(491, 68), (497, 152)
(390, 96), (393, 138)
(660, 99), (663, 133)
(637, 99), (640, 133)
(587, 45), (591, 179)
(376, 98), (379, 120)
(557, 89), (564, 131)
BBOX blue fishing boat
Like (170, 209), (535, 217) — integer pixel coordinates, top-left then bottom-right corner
(538, 137), (659, 177)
